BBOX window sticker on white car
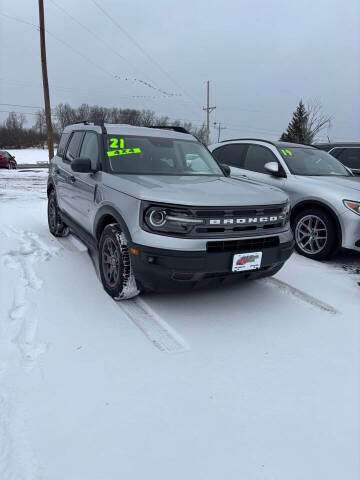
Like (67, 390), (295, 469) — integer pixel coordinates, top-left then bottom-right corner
(107, 137), (142, 157)
(107, 148), (142, 157)
(281, 149), (293, 156)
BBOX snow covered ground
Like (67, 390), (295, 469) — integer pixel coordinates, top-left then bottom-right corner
(6, 148), (49, 166)
(0, 168), (359, 480)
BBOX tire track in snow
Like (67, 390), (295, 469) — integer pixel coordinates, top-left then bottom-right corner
(118, 298), (190, 354)
(262, 277), (339, 315)
(83, 243), (190, 354)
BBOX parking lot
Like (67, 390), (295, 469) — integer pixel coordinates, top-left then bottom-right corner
(0, 168), (359, 479)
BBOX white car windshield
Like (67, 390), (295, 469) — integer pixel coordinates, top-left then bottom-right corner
(279, 147), (350, 176)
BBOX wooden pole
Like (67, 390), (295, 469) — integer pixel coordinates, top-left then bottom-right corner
(203, 80), (216, 146)
(38, 0), (54, 163)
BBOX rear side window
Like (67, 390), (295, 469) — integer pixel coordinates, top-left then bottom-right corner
(212, 144), (246, 168)
(336, 148), (360, 169)
(66, 132), (84, 161)
(57, 133), (70, 156)
(243, 145), (277, 173)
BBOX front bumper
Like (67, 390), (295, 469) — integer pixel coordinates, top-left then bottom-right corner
(341, 210), (360, 252)
(130, 239), (294, 292)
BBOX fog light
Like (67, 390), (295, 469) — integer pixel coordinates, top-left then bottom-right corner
(147, 256), (156, 264)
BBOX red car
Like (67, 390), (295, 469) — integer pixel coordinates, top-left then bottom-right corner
(0, 151), (17, 169)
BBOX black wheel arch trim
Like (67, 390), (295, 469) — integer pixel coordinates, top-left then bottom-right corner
(47, 179), (55, 196)
(94, 206), (132, 243)
(290, 200), (342, 246)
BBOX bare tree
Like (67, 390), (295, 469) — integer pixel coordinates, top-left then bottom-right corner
(140, 109), (156, 126)
(5, 111), (26, 130)
(55, 103), (77, 131)
(34, 109), (46, 148)
(305, 99), (332, 143)
(280, 99), (332, 144)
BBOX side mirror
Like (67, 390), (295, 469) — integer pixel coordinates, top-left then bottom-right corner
(265, 161), (283, 177)
(221, 163), (231, 177)
(71, 157), (94, 173)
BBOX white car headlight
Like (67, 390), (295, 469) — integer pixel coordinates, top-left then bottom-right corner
(343, 200), (360, 216)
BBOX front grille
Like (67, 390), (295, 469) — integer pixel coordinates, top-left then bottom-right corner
(190, 204), (287, 238)
(194, 206), (283, 217)
(207, 236), (279, 253)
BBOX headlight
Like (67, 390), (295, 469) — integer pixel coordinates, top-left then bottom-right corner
(148, 209), (167, 227)
(343, 200), (360, 216)
(282, 201), (290, 215)
(282, 201), (291, 223)
(142, 203), (204, 235)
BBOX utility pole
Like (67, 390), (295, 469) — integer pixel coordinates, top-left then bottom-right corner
(203, 80), (216, 146)
(213, 122), (226, 143)
(38, 0), (54, 163)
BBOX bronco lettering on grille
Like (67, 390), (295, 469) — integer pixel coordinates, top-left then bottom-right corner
(209, 215), (283, 225)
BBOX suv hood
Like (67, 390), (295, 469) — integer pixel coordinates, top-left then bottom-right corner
(298, 175), (360, 195)
(105, 174), (288, 206)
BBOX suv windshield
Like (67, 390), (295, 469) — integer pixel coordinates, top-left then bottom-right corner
(278, 147), (349, 176)
(106, 135), (223, 176)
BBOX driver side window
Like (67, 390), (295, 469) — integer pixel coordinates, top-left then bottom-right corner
(243, 145), (279, 173)
(80, 132), (99, 170)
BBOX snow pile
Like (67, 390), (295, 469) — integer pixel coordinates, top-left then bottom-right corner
(6, 149), (50, 165)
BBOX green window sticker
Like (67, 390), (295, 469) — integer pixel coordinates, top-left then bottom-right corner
(281, 149), (293, 156)
(107, 147), (142, 157)
(109, 138), (124, 149)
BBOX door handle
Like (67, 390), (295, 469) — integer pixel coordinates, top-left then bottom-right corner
(69, 175), (76, 183)
(240, 174), (248, 179)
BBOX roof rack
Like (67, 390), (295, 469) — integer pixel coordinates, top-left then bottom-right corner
(70, 120), (107, 126)
(71, 120), (91, 125)
(148, 125), (191, 134)
(220, 137), (277, 146)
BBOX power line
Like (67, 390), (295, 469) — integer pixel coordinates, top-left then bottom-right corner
(0, 79), (173, 105)
(0, 109), (57, 117)
(90, 0), (202, 109)
(0, 11), (189, 108)
(0, 12), (115, 79)
(48, 0), (180, 97)
(0, 103), (42, 109)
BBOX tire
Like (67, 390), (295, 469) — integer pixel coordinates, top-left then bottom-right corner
(99, 224), (140, 300)
(292, 208), (337, 260)
(47, 190), (70, 237)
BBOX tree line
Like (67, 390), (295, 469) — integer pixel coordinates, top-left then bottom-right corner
(0, 103), (207, 149)
(0, 99), (331, 149)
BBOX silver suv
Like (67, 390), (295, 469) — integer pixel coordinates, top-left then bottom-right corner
(47, 123), (293, 299)
(210, 139), (360, 259)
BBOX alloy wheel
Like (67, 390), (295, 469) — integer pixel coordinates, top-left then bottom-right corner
(102, 237), (121, 288)
(295, 214), (328, 255)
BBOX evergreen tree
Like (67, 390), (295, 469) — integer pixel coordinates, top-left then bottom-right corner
(280, 100), (310, 144)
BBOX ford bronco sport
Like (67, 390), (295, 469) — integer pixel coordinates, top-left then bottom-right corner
(47, 123), (293, 299)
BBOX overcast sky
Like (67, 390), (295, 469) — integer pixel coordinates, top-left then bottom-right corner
(1, 0), (359, 142)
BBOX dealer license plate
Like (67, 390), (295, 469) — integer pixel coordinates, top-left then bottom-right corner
(232, 251), (263, 272)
